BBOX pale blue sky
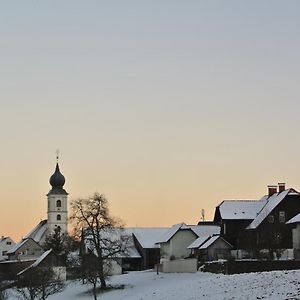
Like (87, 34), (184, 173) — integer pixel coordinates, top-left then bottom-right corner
(1, 1), (300, 239)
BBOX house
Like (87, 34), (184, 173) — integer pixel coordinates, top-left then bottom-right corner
(17, 249), (66, 281)
(214, 183), (300, 258)
(156, 223), (220, 261)
(0, 237), (15, 261)
(6, 238), (44, 261)
(188, 235), (232, 262)
(286, 213), (300, 259)
(81, 227), (142, 275)
(213, 198), (267, 249)
(131, 227), (167, 269)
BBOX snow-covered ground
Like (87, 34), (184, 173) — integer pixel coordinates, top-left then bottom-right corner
(7, 269), (300, 299)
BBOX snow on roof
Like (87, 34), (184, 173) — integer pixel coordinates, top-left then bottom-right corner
(124, 242), (141, 258)
(156, 223), (220, 244)
(247, 189), (298, 229)
(189, 225), (220, 237)
(129, 228), (168, 248)
(0, 237), (8, 243)
(84, 228), (142, 258)
(286, 213), (300, 224)
(199, 235), (220, 249)
(187, 235), (211, 249)
(218, 200), (267, 220)
(24, 220), (48, 243)
(17, 250), (52, 276)
(6, 238), (30, 254)
(156, 223), (189, 244)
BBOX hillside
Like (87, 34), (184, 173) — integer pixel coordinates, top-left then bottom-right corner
(7, 269), (300, 300)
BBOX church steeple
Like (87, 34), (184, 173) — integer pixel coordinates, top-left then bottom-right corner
(47, 156), (68, 235)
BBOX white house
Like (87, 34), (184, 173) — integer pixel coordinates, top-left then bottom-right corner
(156, 223), (220, 261)
(0, 237), (15, 261)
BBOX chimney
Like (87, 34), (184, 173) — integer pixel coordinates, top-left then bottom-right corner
(278, 182), (286, 193)
(268, 185), (277, 197)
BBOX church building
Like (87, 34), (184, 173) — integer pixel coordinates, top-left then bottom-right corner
(7, 161), (69, 260)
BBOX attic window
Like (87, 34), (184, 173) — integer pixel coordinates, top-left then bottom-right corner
(268, 215), (274, 223)
(6, 241), (11, 245)
(279, 211), (285, 223)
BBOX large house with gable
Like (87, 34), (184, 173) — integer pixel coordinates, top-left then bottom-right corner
(214, 183), (300, 258)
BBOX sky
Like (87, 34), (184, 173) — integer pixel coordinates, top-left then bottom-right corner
(1, 1), (300, 241)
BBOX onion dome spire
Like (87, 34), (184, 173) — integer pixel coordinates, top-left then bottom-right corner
(47, 152), (68, 195)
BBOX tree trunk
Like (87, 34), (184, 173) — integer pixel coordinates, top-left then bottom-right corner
(93, 281), (97, 300)
(97, 257), (106, 289)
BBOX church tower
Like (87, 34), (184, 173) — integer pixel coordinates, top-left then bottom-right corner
(47, 161), (68, 234)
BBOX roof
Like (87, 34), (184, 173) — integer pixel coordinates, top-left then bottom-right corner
(199, 235), (220, 249)
(217, 199), (267, 220)
(286, 213), (300, 224)
(24, 220), (48, 243)
(6, 239), (29, 254)
(6, 238), (42, 255)
(17, 250), (52, 276)
(129, 228), (168, 248)
(247, 189), (299, 229)
(84, 228), (141, 258)
(189, 225), (220, 237)
(0, 237), (10, 243)
(156, 223), (220, 244)
(156, 223), (191, 244)
(187, 235), (211, 249)
(199, 235), (232, 250)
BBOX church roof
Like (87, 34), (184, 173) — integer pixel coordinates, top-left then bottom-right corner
(24, 220), (48, 243)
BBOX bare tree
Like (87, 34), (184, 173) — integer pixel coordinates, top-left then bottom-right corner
(70, 193), (129, 299)
(16, 267), (64, 300)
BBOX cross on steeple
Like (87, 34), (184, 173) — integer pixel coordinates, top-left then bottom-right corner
(56, 149), (60, 163)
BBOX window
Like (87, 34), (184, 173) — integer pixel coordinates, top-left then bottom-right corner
(6, 241), (11, 245)
(279, 211), (285, 223)
(268, 215), (274, 223)
(57, 214), (61, 221)
(2, 251), (7, 256)
(56, 200), (61, 207)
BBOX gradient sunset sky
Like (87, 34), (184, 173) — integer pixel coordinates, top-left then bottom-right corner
(1, 1), (300, 241)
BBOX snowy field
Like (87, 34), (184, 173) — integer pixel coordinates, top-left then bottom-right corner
(7, 269), (300, 299)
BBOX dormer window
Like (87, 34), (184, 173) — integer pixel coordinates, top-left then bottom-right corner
(56, 200), (61, 208)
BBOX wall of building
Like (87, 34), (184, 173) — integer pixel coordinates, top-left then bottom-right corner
(47, 194), (68, 234)
(0, 238), (15, 260)
(161, 230), (197, 260)
(162, 258), (197, 273)
(292, 224), (300, 249)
